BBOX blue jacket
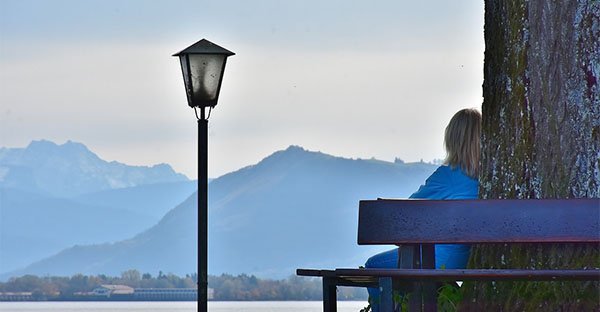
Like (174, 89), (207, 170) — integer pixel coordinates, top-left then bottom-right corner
(409, 165), (478, 269)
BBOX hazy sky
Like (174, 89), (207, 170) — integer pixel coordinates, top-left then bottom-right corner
(0, 0), (484, 179)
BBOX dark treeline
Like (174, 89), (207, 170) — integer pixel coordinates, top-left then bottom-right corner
(0, 271), (367, 301)
(209, 274), (367, 301)
(0, 270), (196, 300)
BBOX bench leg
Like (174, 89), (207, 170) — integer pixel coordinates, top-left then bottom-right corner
(397, 244), (421, 312)
(406, 282), (436, 312)
(422, 282), (437, 312)
(379, 277), (395, 311)
(408, 284), (422, 312)
(323, 276), (337, 312)
(421, 244), (437, 312)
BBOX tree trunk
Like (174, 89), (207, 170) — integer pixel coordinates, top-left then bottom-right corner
(461, 1), (599, 311)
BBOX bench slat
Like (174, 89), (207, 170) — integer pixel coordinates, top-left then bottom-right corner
(358, 199), (600, 244)
(334, 268), (600, 281)
(296, 270), (378, 288)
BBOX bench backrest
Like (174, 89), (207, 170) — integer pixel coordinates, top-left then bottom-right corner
(358, 199), (600, 245)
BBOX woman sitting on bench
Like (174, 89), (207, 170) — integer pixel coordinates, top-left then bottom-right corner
(364, 108), (481, 311)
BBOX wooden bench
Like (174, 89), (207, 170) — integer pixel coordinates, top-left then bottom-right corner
(297, 199), (600, 311)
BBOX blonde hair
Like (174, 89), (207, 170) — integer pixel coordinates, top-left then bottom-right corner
(444, 108), (481, 178)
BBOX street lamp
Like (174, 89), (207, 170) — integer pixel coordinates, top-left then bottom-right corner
(174, 39), (234, 312)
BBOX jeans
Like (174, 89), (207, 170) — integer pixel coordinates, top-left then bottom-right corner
(364, 244), (470, 311)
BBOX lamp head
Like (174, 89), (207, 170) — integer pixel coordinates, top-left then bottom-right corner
(174, 39), (235, 108)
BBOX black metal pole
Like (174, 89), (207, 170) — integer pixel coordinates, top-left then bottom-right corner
(198, 107), (208, 312)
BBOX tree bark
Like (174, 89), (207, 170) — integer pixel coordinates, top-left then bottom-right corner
(461, 1), (600, 311)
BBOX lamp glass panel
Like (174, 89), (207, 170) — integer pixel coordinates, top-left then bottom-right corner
(179, 55), (193, 106)
(189, 54), (226, 106)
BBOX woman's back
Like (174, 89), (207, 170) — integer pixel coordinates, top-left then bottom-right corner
(409, 164), (478, 269)
(409, 165), (478, 200)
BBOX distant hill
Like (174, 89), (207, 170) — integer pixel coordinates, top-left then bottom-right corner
(72, 180), (197, 219)
(4, 194), (198, 278)
(0, 140), (188, 198)
(5, 146), (437, 279)
(0, 181), (197, 274)
(0, 188), (154, 274)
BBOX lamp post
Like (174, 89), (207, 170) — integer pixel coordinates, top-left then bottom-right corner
(174, 39), (234, 312)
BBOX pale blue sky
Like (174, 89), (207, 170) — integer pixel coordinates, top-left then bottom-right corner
(0, 0), (484, 178)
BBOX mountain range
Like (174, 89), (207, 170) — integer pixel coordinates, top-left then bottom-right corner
(0, 140), (196, 274)
(0, 141), (437, 280)
(0, 140), (188, 198)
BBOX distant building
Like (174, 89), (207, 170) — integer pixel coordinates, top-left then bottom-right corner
(93, 285), (134, 297)
(0, 292), (33, 301)
(133, 288), (198, 301)
(86, 285), (200, 301)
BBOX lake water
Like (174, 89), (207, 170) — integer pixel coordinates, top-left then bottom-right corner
(0, 301), (368, 312)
